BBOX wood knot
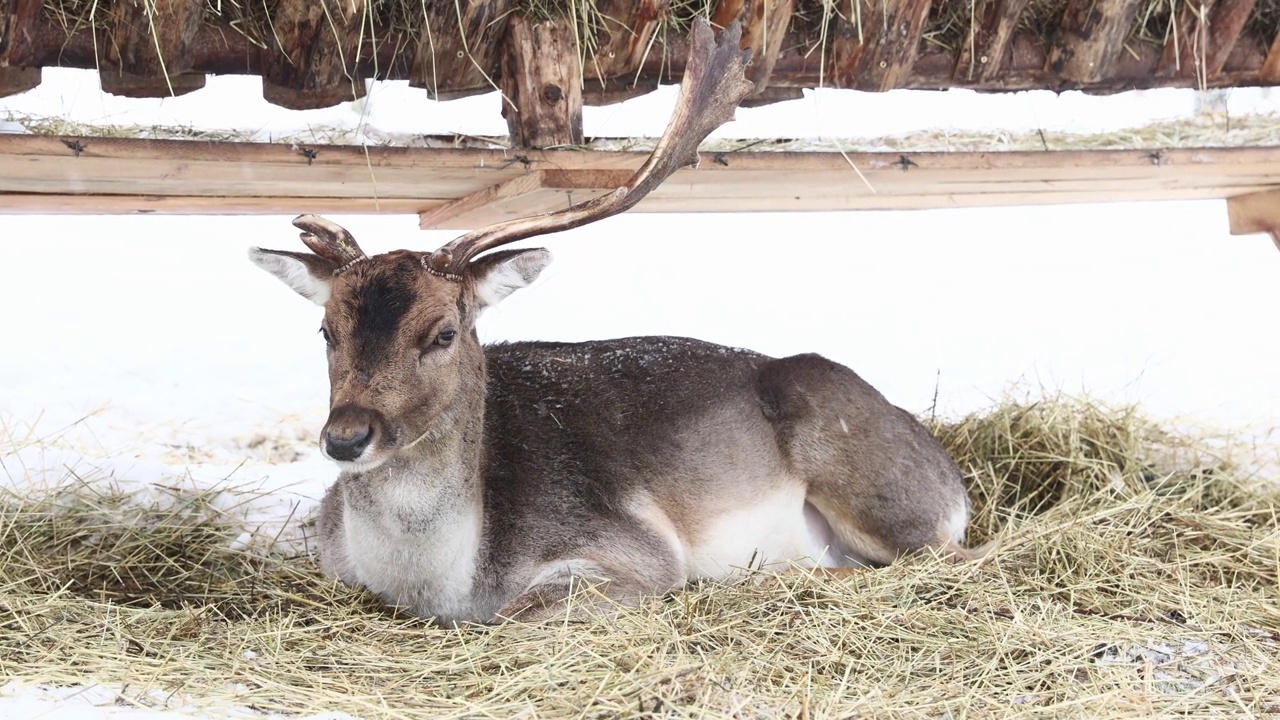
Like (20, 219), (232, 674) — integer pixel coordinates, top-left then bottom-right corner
(542, 84), (563, 104)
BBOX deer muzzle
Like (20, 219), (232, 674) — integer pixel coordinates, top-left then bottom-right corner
(322, 403), (387, 464)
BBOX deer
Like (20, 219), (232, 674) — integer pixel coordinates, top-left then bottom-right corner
(248, 19), (988, 626)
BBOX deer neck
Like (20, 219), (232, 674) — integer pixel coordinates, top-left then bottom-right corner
(343, 376), (487, 540)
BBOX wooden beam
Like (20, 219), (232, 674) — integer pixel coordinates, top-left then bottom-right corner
(954, 0), (1033, 82)
(499, 16), (584, 149)
(713, 0), (796, 96)
(410, 0), (513, 101)
(0, 194), (443, 215)
(1204, 0), (1257, 77)
(2, 135), (1279, 227)
(417, 171), (545, 229)
(1226, 189), (1280, 250)
(1047, 0), (1145, 83)
(582, 0), (668, 101)
(261, 0), (368, 110)
(828, 0), (936, 91)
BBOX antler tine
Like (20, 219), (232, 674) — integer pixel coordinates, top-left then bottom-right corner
(424, 18), (755, 280)
(293, 214), (369, 273)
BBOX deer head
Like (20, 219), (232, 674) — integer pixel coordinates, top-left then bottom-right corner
(248, 18), (754, 471)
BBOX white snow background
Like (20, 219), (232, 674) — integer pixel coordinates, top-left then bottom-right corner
(1, 69), (1279, 718)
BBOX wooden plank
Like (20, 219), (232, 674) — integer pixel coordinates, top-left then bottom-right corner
(3, 135), (1279, 177)
(417, 171), (546, 229)
(2, 136), (1279, 226)
(954, 0), (1033, 82)
(431, 187), (616, 228)
(0, 195), (443, 214)
(1047, 0), (1145, 83)
(499, 17), (584, 149)
(1226, 189), (1280, 251)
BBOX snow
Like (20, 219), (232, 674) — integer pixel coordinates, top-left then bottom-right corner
(2, 70), (1279, 718)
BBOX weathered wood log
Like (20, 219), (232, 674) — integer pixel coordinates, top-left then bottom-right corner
(261, 0), (369, 110)
(579, 0), (668, 101)
(104, 0), (205, 82)
(0, 66), (38, 98)
(1204, 0), (1257, 76)
(1047, 0), (1145, 83)
(410, 0), (513, 101)
(0, 0), (40, 68)
(1263, 32), (1280, 82)
(954, 0), (1033, 82)
(713, 0), (795, 94)
(100, 71), (206, 98)
(0, 0), (40, 97)
(5, 7), (1280, 107)
(500, 16), (583, 149)
(1155, 0), (1215, 80)
(828, 0), (936, 92)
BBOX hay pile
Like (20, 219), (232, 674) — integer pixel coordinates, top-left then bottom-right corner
(1, 397), (1277, 718)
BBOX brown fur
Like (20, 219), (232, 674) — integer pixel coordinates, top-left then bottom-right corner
(249, 242), (988, 626)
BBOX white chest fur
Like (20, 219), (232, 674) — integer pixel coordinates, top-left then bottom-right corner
(341, 471), (483, 623)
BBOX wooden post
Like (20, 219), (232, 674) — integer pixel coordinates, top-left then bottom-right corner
(410, 0), (513, 101)
(100, 0), (206, 97)
(828, 0), (935, 92)
(499, 16), (583, 149)
(712, 0), (795, 96)
(261, 0), (369, 110)
(953, 0), (1033, 82)
(1047, 0), (1145, 83)
(1226, 190), (1280, 252)
(0, 0), (40, 97)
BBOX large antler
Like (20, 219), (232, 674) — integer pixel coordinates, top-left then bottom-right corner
(423, 18), (755, 280)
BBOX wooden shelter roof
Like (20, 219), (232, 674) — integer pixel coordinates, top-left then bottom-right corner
(2, 3), (1279, 248)
(1, 1), (1278, 142)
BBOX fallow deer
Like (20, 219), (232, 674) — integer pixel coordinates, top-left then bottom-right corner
(249, 19), (987, 625)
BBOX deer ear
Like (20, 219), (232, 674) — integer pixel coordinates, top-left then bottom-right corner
(248, 248), (338, 306)
(469, 248), (552, 311)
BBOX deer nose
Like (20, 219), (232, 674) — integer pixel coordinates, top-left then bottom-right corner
(323, 405), (376, 462)
(325, 426), (372, 461)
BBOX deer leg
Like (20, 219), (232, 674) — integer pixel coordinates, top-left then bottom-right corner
(494, 528), (685, 624)
(757, 353), (979, 565)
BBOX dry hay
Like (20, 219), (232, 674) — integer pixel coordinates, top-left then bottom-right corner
(1, 396), (1277, 718)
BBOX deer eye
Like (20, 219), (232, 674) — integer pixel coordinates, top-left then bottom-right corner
(435, 329), (457, 347)
(319, 326), (333, 347)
